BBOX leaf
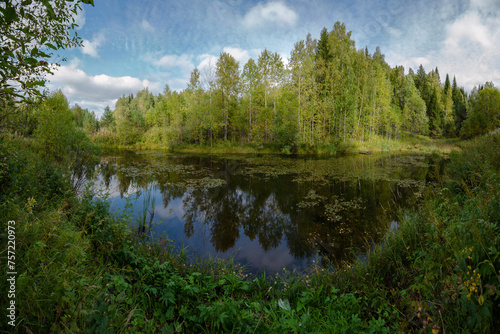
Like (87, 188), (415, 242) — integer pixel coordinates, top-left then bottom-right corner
(3, 5), (18, 23)
(41, 0), (56, 19)
(278, 298), (291, 311)
(3, 49), (15, 58)
(6, 34), (21, 43)
(30, 47), (40, 57)
(124, 304), (138, 328)
(38, 51), (50, 58)
(25, 57), (38, 66)
(34, 241), (46, 249)
(46, 43), (57, 50)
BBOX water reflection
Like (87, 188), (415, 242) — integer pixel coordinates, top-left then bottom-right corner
(91, 150), (445, 274)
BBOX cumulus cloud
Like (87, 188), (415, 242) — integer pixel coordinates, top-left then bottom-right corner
(444, 12), (493, 50)
(197, 54), (218, 80)
(72, 99), (118, 114)
(153, 54), (194, 74)
(436, 1), (500, 89)
(197, 48), (262, 71)
(81, 33), (105, 58)
(243, 1), (298, 29)
(387, 0), (500, 90)
(197, 54), (218, 70)
(47, 60), (161, 115)
(223, 47), (250, 64)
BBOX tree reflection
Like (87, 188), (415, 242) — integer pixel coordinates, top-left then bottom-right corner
(97, 151), (442, 266)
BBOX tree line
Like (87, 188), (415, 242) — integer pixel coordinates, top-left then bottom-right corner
(3, 22), (499, 147)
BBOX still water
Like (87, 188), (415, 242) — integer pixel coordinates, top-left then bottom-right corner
(92, 150), (444, 275)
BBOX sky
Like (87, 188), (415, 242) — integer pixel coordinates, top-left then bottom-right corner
(46, 0), (500, 117)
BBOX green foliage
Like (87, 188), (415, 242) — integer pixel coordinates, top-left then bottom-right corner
(2, 111), (499, 332)
(452, 76), (468, 133)
(114, 94), (144, 145)
(35, 91), (74, 159)
(460, 87), (500, 139)
(401, 75), (429, 136)
(0, 132), (71, 218)
(99, 105), (115, 129)
(71, 104), (99, 134)
(448, 131), (500, 190)
(97, 22), (491, 151)
(82, 110), (99, 134)
(216, 51), (240, 141)
(328, 132), (500, 333)
(34, 91), (100, 168)
(0, 0), (93, 104)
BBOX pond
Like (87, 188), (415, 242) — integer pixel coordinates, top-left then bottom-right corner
(90, 150), (445, 275)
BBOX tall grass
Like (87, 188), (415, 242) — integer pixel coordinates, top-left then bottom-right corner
(350, 134), (460, 154)
(99, 135), (460, 156)
(138, 184), (156, 235)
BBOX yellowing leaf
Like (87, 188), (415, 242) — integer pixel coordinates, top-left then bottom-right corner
(478, 295), (484, 305)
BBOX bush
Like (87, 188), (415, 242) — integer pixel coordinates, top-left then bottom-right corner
(448, 132), (500, 190)
(93, 128), (118, 145)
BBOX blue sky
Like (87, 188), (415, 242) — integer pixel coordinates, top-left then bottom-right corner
(46, 0), (500, 116)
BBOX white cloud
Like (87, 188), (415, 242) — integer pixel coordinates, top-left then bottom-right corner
(438, 1), (500, 89)
(387, 0), (500, 90)
(164, 78), (190, 92)
(444, 12), (492, 50)
(81, 33), (105, 58)
(73, 7), (86, 30)
(153, 54), (194, 74)
(47, 61), (161, 115)
(281, 53), (290, 67)
(198, 48), (262, 70)
(197, 54), (218, 71)
(243, 1), (298, 29)
(141, 19), (155, 33)
(411, 57), (431, 68)
(73, 99), (118, 114)
(223, 47), (251, 64)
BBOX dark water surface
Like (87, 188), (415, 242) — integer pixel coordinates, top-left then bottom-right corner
(92, 150), (445, 275)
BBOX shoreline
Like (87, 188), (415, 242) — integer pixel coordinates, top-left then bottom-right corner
(97, 136), (461, 156)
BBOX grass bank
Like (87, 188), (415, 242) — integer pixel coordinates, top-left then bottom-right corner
(1, 131), (498, 333)
(98, 134), (460, 156)
(349, 135), (461, 155)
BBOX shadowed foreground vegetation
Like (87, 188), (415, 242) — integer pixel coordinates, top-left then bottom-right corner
(1, 128), (499, 333)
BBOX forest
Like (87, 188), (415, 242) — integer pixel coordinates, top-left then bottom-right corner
(58, 23), (500, 150)
(5, 23), (499, 151)
(1, 1), (500, 332)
